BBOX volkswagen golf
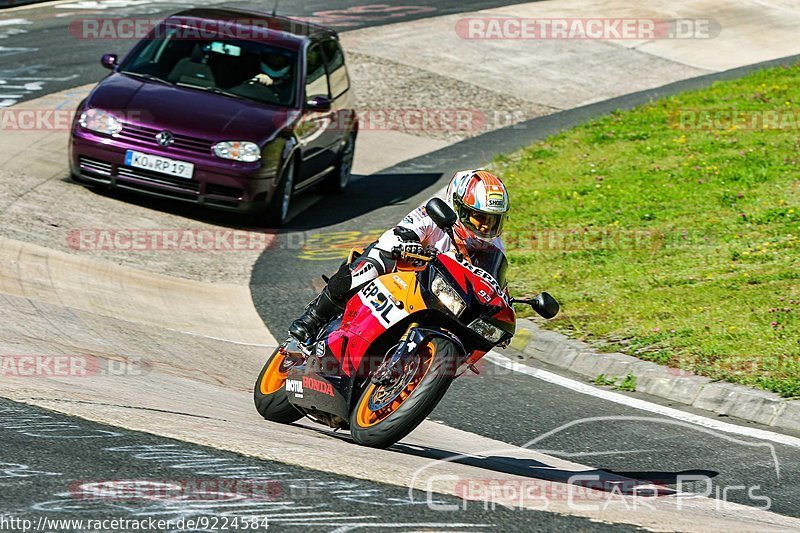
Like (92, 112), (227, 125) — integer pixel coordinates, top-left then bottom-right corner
(70, 8), (357, 226)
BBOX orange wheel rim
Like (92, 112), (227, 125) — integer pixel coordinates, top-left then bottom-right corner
(356, 341), (436, 428)
(260, 352), (290, 395)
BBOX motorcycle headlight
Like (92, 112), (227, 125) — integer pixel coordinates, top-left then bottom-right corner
(431, 273), (466, 317)
(468, 318), (505, 344)
(79, 108), (122, 135)
(212, 141), (261, 162)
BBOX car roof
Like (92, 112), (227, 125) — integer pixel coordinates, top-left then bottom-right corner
(167, 8), (337, 49)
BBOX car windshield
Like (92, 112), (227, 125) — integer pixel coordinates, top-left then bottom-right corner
(469, 245), (508, 288)
(118, 26), (298, 107)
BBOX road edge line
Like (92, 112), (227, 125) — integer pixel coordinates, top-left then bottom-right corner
(486, 350), (800, 448)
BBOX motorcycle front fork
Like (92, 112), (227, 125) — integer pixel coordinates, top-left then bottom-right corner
(371, 322), (420, 386)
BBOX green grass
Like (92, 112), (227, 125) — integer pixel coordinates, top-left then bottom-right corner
(616, 372), (637, 392)
(594, 374), (617, 386)
(494, 64), (800, 398)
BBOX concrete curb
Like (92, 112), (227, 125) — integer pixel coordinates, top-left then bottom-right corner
(511, 319), (800, 434)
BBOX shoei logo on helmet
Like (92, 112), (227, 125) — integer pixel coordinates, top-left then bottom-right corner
(487, 192), (506, 210)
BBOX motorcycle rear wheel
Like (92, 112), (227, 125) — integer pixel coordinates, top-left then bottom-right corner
(254, 347), (303, 423)
(350, 337), (458, 448)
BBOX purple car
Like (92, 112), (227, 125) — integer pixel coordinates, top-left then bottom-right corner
(70, 8), (357, 226)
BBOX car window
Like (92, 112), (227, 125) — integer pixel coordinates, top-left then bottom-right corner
(304, 44), (330, 100)
(117, 25), (299, 107)
(321, 38), (349, 99)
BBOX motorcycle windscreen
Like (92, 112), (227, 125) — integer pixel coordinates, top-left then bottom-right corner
(469, 245), (508, 288)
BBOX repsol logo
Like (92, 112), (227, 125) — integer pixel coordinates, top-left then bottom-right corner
(455, 256), (510, 305)
(302, 376), (334, 397)
(360, 281), (396, 325)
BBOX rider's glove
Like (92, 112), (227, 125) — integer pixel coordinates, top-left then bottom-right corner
(392, 241), (425, 259)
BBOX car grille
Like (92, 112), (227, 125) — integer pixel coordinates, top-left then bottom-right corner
(116, 123), (212, 155)
(205, 183), (243, 199)
(78, 157), (113, 180)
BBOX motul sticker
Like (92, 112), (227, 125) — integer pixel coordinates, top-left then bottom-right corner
(285, 379), (303, 398)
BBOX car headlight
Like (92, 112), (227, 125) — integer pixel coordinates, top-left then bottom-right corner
(468, 318), (505, 344)
(212, 141), (261, 162)
(431, 273), (466, 317)
(79, 108), (122, 135)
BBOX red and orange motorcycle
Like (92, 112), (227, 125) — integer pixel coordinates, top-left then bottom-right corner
(254, 199), (559, 448)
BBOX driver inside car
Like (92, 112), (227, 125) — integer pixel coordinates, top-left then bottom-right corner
(252, 51), (292, 87)
(289, 169), (511, 343)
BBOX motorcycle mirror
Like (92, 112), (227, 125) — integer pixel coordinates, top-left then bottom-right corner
(532, 292), (559, 319)
(512, 292), (560, 319)
(426, 198), (457, 229)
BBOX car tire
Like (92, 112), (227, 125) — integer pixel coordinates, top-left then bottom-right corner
(323, 132), (355, 193)
(260, 155), (296, 227)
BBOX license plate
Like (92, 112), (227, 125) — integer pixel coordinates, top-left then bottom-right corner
(124, 150), (194, 179)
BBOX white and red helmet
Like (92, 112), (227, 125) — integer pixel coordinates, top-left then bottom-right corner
(445, 169), (510, 242)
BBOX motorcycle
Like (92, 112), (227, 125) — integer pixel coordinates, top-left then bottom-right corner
(254, 198), (559, 448)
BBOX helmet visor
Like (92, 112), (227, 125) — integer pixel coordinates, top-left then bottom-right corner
(457, 203), (505, 239)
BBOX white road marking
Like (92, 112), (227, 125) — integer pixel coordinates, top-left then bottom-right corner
(486, 351), (800, 449)
(55, 0), (155, 9)
(0, 19), (33, 27)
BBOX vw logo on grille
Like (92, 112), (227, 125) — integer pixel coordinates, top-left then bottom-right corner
(155, 131), (174, 147)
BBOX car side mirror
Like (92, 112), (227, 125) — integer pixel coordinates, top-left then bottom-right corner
(512, 292), (560, 319)
(426, 198), (457, 229)
(101, 53), (118, 70)
(304, 95), (331, 112)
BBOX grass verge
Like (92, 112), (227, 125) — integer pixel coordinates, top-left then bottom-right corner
(496, 64), (800, 398)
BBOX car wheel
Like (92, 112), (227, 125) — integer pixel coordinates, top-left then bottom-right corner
(263, 156), (296, 227)
(324, 132), (355, 192)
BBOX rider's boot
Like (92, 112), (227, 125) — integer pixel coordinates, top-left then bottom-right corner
(289, 288), (344, 343)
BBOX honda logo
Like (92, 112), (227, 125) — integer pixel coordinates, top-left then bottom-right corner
(155, 131), (174, 147)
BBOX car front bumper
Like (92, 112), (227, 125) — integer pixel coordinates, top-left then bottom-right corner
(70, 130), (278, 213)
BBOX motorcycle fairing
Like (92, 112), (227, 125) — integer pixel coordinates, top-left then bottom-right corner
(285, 357), (352, 421)
(336, 272), (426, 376)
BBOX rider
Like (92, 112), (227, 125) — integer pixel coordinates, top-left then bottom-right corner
(289, 169), (511, 343)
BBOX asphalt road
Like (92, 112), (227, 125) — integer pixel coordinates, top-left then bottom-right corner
(0, 397), (642, 532)
(4, 0), (800, 529)
(0, 0), (538, 107)
(247, 57), (800, 524)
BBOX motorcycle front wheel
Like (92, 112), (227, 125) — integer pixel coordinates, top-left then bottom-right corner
(350, 336), (458, 448)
